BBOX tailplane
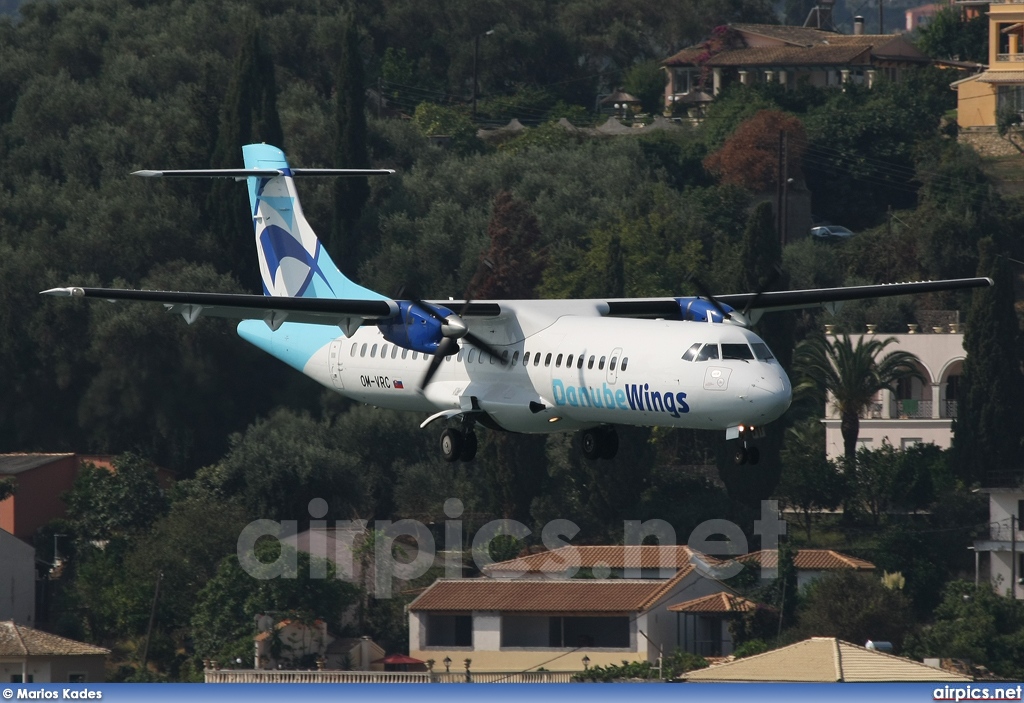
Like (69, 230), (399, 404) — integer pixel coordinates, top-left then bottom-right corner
(134, 143), (393, 301)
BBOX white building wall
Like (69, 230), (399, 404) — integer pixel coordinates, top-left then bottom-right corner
(0, 529), (34, 626)
(975, 489), (1024, 599)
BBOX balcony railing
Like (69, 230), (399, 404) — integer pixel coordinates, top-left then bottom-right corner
(894, 399), (933, 419)
(205, 670), (577, 684)
(945, 400), (958, 418)
(996, 54), (1024, 62)
(988, 526), (1024, 542)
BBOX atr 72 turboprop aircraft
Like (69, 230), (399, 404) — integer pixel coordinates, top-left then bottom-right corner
(43, 144), (991, 464)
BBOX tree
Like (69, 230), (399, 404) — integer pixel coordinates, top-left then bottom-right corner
(703, 110), (806, 192)
(208, 21), (284, 293)
(331, 18), (371, 273)
(63, 453), (168, 541)
(797, 570), (913, 649)
(473, 190), (546, 300)
(953, 242), (1024, 485)
(917, 8), (988, 63)
(795, 334), (922, 460)
(623, 60), (666, 115)
(777, 419), (843, 539)
(0, 476), (15, 502)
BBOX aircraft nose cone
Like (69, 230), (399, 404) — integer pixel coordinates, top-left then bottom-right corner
(747, 367), (792, 421)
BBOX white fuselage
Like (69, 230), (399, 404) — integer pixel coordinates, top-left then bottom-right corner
(288, 302), (793, 435)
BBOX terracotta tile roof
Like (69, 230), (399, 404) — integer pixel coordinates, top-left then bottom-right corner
(0, 622), (109, 657)
(410, 565), (694, 614)
(667, 592), (763, 614)
(0, 454), (74, 475)
(977, 70), (1024, 84)
(683, 637), (972, 682)
(735, 549), (875, 571)
(484, 545), (706, 574)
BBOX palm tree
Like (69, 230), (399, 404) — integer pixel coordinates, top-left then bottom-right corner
(795, 334), (923, 460)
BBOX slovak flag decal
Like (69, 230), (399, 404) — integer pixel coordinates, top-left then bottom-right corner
(394, 380), (404, 389)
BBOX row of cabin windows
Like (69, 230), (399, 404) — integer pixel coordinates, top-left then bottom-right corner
(350, 341), (629, 373)
(681, 342), (774, 362)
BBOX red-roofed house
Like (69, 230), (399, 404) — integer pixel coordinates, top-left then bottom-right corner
(735, 549), (875, 588)
(408, 560), (731, 672)
(0, 529), (34, 626)
(662, 23), (930, 113)
(667, 592), (769, 657)
(482, 544), (711, 580)
(0, 621), (108, 683)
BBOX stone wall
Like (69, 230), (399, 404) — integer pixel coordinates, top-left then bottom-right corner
(958, 127), (1024, 158)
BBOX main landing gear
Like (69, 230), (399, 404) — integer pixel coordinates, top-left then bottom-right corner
(440, 426), (478, 463)
(580, 427), (619, 460)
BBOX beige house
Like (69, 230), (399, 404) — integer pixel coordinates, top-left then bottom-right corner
(972, 486), (1024, 598)
(683, 637), (972, 681)
(821, 330), (965, 461)
(252, 617), (385, 671)
(663, 23), (930, 114)
(0, 621), (108, 683)
(408, 559), (731, 672)
(954, 0), (1024, 128)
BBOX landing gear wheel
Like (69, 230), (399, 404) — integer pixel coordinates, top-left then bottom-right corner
(747, 446), (760, 465)
(581, 429), (602, 460)
(460, 430), (478, 462)
(600, 428), (619, 460)
(440, 428), (463, 463)
(733, 447), (748, 466)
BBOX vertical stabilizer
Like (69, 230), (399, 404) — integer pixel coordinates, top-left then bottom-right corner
(242, 143), (385, 301)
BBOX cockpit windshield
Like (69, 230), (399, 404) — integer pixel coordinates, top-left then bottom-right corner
(695, 344), (719, 361)
(682, 342), (701, 361)
(751, 342), (775, 360)
(722, 343), (754, 361)
(683, 342), (774, 362)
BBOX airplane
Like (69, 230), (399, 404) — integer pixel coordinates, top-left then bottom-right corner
(42, 144), (991, 465)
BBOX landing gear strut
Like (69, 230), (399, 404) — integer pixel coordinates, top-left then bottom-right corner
(732, 425), (761, 466)
(440, 425), (478, 463)
(580, 427), (619, 460)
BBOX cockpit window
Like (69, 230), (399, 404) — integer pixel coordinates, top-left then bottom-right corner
(695, 344), (719, 361)
(682, 342), (702, 362)
(722, 343), (754, 361)
(751, 343), (774, 361)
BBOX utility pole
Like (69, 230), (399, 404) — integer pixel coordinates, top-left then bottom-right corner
(141, 571), (163, 670)
(472, 30), (494, 119)
(878, 0), (884, 35)
(1013, 515), (1018, 599)
(776, 131), (785, 244)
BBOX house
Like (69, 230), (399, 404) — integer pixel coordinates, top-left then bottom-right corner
(0, 621), (108, 683)
(662, 23), (930, 114)
(972, 486), (1024, 598)
(0, 454), (174, 544)
(682, 636), (972, 681)
(482, 544), (711, 580)
(906, 3), (945, 31)
(820, 328), (965, 461)
(735, 549), (875, 589)
(252, 616), (385, 671)
(0, 528), (35, 626)
(408, 559), (731, 671)
(667, 592), (767, 657)
(953, 0), (1024, 129)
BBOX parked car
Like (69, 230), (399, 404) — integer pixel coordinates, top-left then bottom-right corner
(810, 224), (854, 240)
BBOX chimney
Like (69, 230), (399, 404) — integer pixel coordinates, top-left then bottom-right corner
(854, 16), (864, 35)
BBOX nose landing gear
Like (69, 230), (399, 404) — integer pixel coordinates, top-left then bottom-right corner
(732, 425), (762, 466)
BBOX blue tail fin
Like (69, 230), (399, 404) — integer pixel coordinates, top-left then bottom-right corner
(242, 143), (385, 301)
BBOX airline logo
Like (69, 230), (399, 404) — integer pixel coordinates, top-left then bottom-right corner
(552, 379), (690, 418)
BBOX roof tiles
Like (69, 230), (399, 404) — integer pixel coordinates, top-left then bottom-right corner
(0, 622), (109, 657)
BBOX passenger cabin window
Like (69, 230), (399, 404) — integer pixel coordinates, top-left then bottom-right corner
(391, 346), (398, 359)
(610, 357), (617, 371)
(682, 342), (702, 362)
(479, 350), (485, 364)
(360, 343), (368, 357)
(722, 343), (754, 361)
(621, 357), (628, 371)
(544, 353), (552, 367)
(512, 351), (520, 365)
(523, 352), (531, 366)
(534, 353), (542, 367)
(555, 353), (563, 367)
(502, 351), (510, 364)
(371, 344), (378, 357)
(381, 344), (389, 358)
(695, 344), (719, 361)
(587, 355), (595, 369)
(598, 356), (606, 370)
(577, 355), (585, 369)
(412, 351), (419, 360)
(566, 354), (574, 368)
(468, 348), (477, 363)
(457, 350), (464, 362)
(402, 349), (408, 359)
(752, 343), (774, 360)
(350, 343), (357, 357)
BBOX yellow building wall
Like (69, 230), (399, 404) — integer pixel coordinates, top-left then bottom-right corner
(957, 78), (998, 128)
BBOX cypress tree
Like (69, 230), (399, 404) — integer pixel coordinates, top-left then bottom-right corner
(331, 19), (370, 275)
(208, 22), (284, 293)
(953, 238), (1024, 485)
(719, 202), (793, 503)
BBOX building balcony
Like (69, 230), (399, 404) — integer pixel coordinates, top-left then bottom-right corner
(996, 54), (1024, 62)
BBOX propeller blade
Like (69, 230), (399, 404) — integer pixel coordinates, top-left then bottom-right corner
(409, 297), (446, 322)
(420, 337), (459, 390)
(464, 332), (508, 366)
(687, 276), (733, 322)
(741, 265), (784, 319)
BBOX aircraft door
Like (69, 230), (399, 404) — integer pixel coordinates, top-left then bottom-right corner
(329, 339), (345, 389)
(607, 347), (623, 384)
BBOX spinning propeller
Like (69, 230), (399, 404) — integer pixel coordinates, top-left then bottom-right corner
(688, 265), (783, 328)
(405, 259), (507, 391)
